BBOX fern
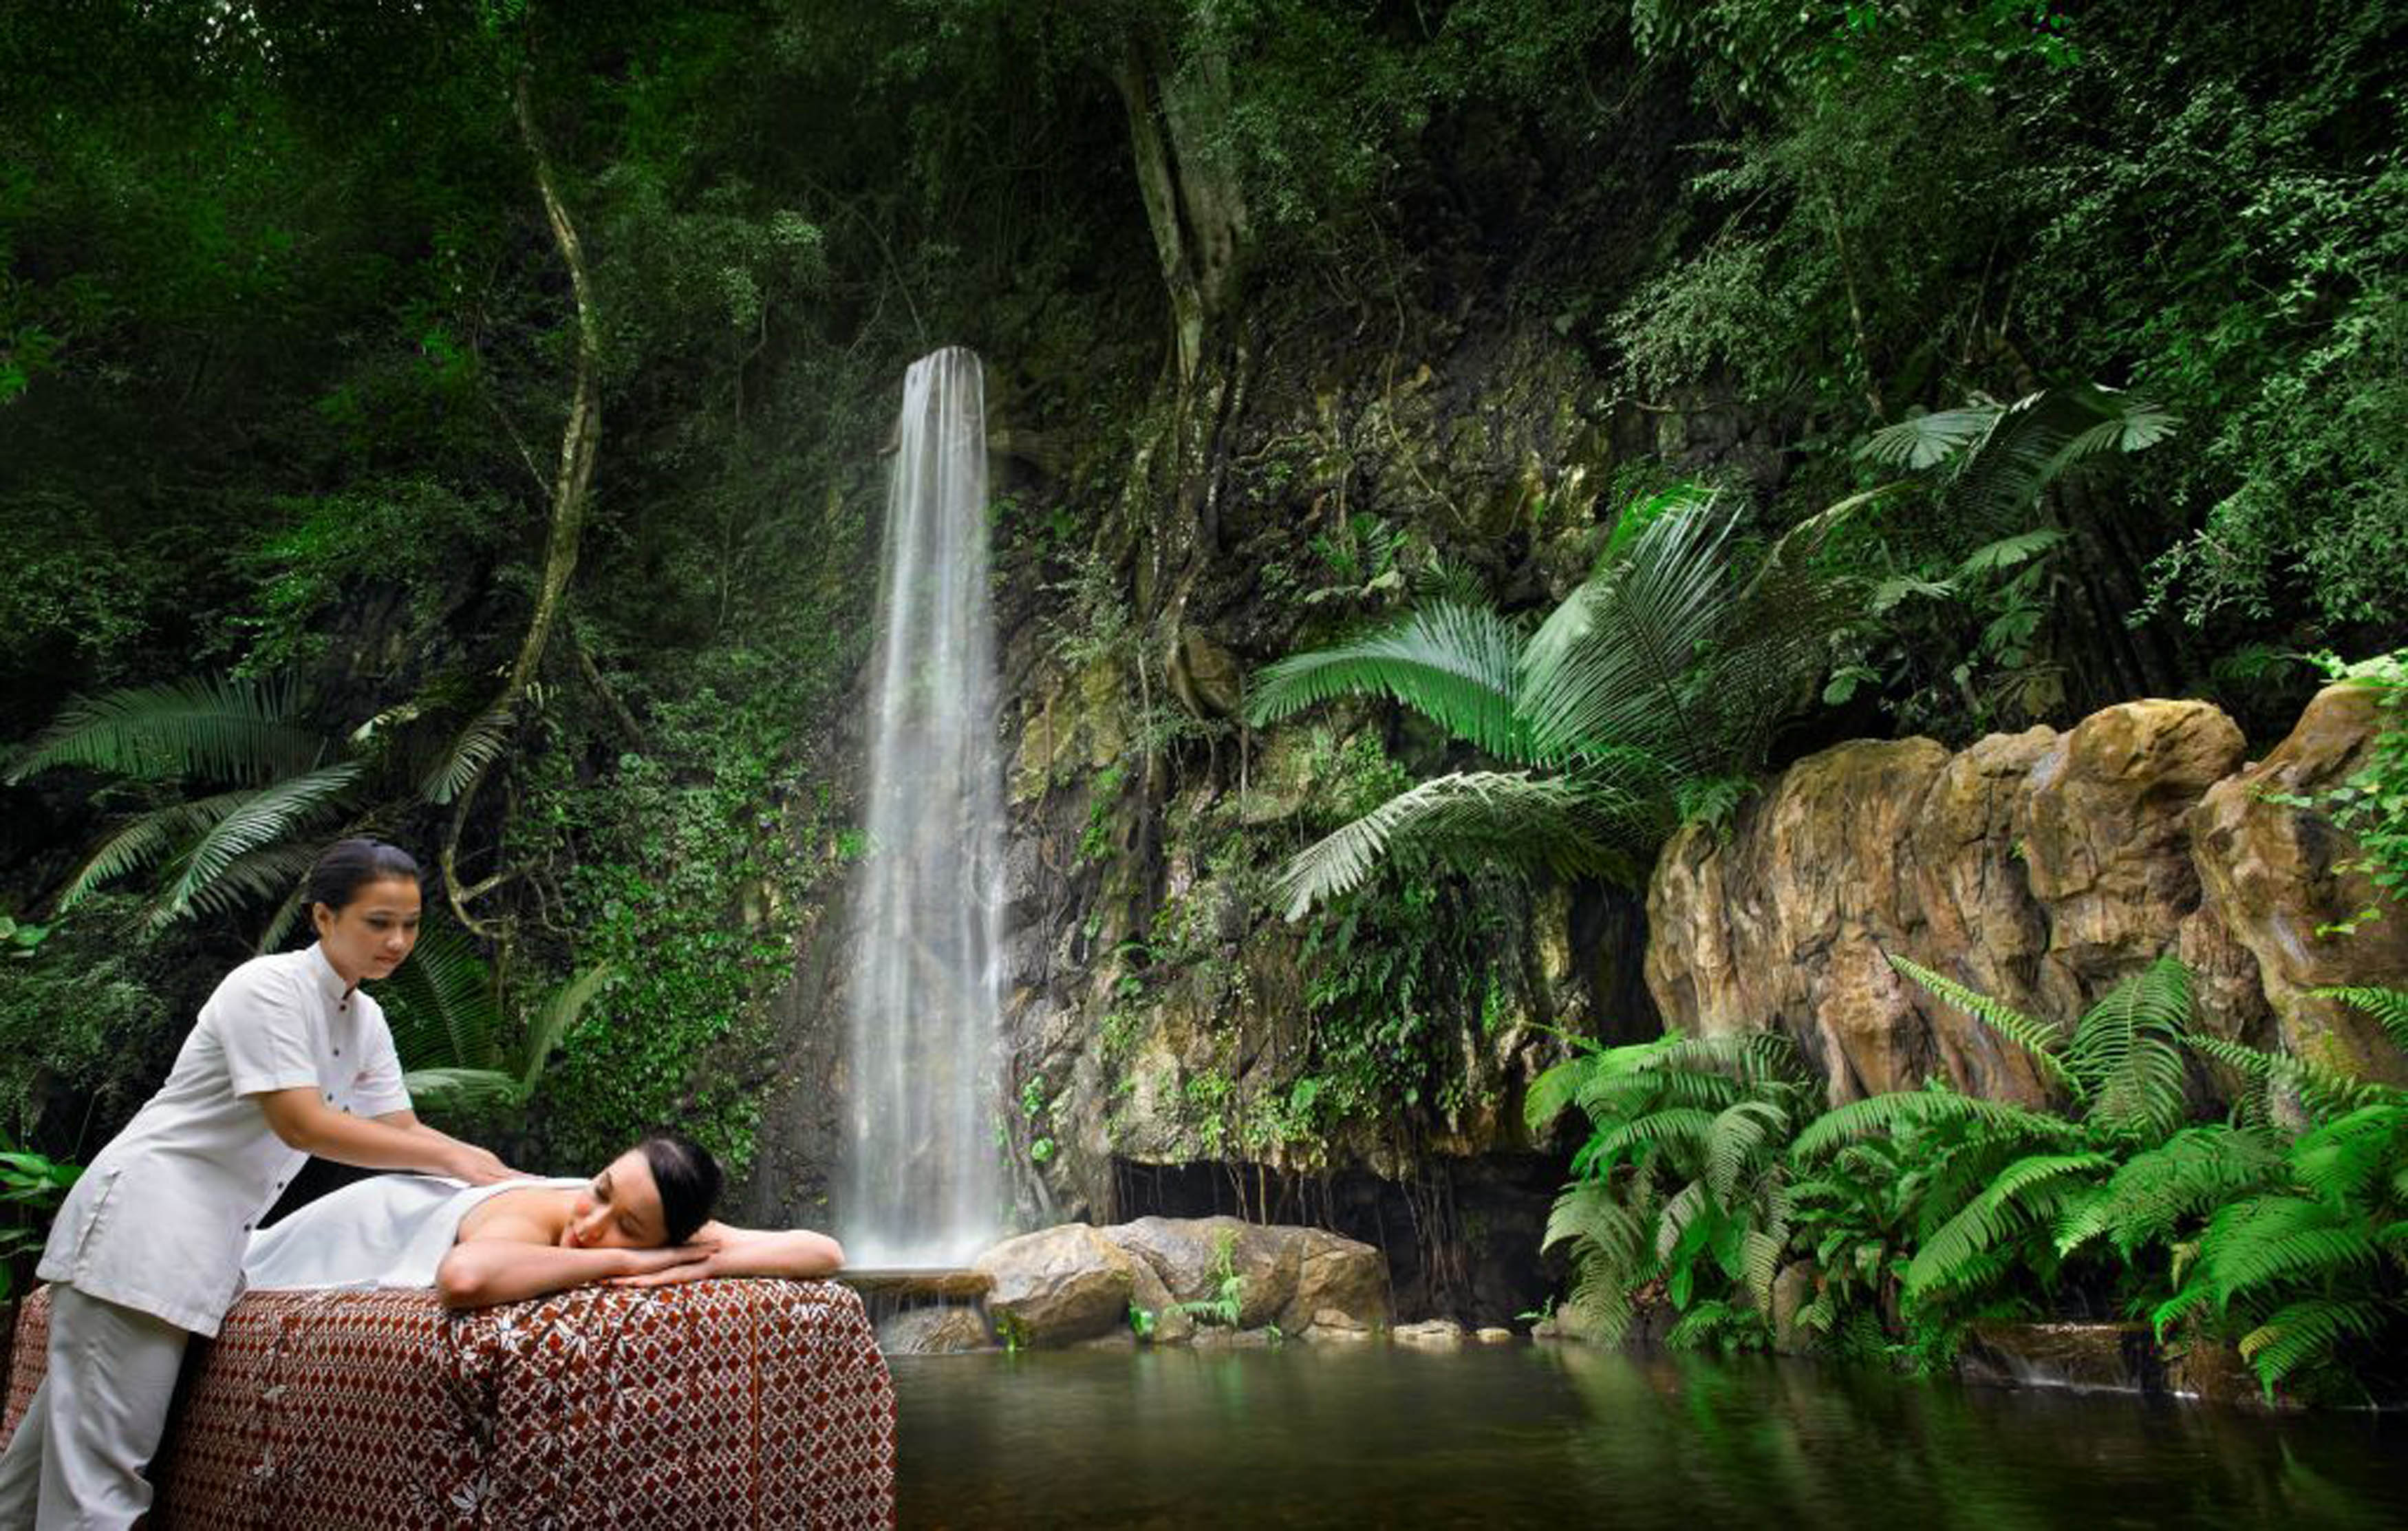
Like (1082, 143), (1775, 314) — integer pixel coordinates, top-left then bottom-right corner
(1887, 955), (2077, 1097)
(2067, 958), (2192, 1139)
(2310, 986), (2408, 1058)
(1904, 1152), (2114, 1298)
(1792, 1086), (2081, 1161)
(2054, 1126), (2284, 1260)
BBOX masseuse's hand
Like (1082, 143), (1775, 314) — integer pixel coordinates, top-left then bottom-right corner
(440, 1142), (532, 1186)
(608, 1241), (724, 1288)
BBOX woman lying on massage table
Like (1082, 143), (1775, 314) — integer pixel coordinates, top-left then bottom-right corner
(243, 1133), (846, 1307)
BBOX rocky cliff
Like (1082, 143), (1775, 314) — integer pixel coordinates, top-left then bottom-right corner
(1646, 684), (2408, 1106)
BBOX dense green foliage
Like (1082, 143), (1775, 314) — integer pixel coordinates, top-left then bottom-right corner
(1534, 971), (2408, 1400)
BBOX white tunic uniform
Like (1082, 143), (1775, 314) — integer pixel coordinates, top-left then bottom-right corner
(34, 941), (413, 1336)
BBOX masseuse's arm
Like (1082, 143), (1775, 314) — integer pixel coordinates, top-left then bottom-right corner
(252, 1089), (522, 1184)
(433, 1219), (708, 1308)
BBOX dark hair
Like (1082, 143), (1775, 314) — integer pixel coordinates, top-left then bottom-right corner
(307, 838), (421, 912)
(638, 1132), (722, 1245)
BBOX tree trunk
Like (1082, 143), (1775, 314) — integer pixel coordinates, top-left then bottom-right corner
(442, 73), (603, 934)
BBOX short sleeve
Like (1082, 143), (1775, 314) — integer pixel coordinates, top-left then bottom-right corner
(352, 1003), (414, 1117)
(213, 965), (321, 1096)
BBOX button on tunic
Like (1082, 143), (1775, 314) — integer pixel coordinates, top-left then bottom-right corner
(36, 943), (413, 1335)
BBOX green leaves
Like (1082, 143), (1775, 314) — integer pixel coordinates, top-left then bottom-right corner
(1246, 601), (1533, 760)
(7, 675), (325, 787)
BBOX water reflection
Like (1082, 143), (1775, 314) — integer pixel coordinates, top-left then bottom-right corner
(892, 1345), (2408, 1528)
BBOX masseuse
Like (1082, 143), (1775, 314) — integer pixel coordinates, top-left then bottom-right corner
(0, 839), (524, 1530)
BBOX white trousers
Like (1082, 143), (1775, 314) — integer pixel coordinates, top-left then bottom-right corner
(0, 1286), (190, 1531)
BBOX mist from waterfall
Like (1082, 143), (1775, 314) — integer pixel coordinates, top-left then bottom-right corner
(837, 346), (1004, 1268)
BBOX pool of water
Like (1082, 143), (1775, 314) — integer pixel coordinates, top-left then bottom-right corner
(891, 1342), (2408, 1528)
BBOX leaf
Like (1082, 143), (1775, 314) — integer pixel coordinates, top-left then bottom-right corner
(1950, 528), (2067, 581)
(8, 674), (327, 786)
(1272, 771), (1636, 919)
(1856, 406), (2002, 470)
(1888, 954), (2078, 1097)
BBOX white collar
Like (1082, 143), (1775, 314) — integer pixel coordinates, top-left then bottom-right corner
(303, 942), (356, 1006)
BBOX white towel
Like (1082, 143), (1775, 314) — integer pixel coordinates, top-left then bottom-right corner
(242, 1175), (585, 1289)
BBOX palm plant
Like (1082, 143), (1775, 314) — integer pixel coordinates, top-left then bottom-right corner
(6, 672), (505, 937)
(1527, 1029), (1809, 1346)
(374, 917), (616, 1112)
(1247, 487), (1867, 918)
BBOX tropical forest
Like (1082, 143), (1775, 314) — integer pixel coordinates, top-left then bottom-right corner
(3, 1), (2407, 1525)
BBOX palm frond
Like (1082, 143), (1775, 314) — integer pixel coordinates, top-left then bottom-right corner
(518, 963), (616, 1093)
(1518, 491), (1738, 769)
(8, 674), (326, 786)
(2070, 957), (2193, 1139)
(181, 843), (321, 923)
(379, 923), (505, 1073)
(400, 1066), (523, 1112)
(419, 706), (515, 806)
(1951, 528), (2068, 580)
(150, 763), (361, 923)
(1856, 405), (2003, 470)
(1245, 601), (1534, 760)
(1886, 955), (2077, 1095)
(54, 792), (249, 911)
(1272, 771), (1633, 919)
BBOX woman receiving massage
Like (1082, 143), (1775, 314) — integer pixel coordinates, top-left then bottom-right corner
(243, 1131), (846, 1305)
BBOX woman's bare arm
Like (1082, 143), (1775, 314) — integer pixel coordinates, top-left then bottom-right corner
(435, 1217), (709, 1308)
(608, 1221), (844, 1287)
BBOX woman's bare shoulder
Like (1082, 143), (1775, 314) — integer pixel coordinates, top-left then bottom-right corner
(455, 1185), (570, 1243)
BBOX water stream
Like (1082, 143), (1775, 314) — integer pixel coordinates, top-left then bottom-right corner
(838, 346), (1004, 1268)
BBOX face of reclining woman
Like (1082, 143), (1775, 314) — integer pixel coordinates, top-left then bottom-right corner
(559, 1150), (667, 1250)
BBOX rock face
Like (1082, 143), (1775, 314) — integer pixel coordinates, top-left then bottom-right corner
(974, 1217), (1390, 1347)
(2190, 683), (2408, 1082)
(1647, 688), (2403, 1105)
(877, 1305), (994, 1355)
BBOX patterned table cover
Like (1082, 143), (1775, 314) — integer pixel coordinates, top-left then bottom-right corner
(4, 1281), (895, 1529)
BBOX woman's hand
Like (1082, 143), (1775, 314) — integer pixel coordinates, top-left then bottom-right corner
(607, 1241), (724, 1288)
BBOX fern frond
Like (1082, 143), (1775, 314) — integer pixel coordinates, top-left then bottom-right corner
(1525, 1049), (1602, 1131)
(2309, 986), (2408, 1059)
(1244, 601), (1534, 760)
(1273, 771), (1633, 918)
(1589, 1107), (1718, 1177)
(8, 674), (326, 786)
(2289, 1104), (2408, 1206)
(1887, 955), (2078, 1097)
(2185, 1033), (2382, 1122)
(2070, 957), (2192, 1139)
(1705, 1099), (1790, 1201)
(2195, 1195), (2375, 1309)
(1904, 1153), (2114, 1297)
(1792, 1086), (2081, 1161)
(2054, 1126), (2284, 1259)
(2238, 1297), (2388, 1394)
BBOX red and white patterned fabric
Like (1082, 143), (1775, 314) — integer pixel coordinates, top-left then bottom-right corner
(5, 1281), (895, 1529)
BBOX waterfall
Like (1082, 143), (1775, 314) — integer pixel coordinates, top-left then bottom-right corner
(837, 346), (1004, 1269)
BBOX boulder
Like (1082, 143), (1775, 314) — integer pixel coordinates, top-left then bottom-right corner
(1104, 1215), (1299, 1330)
(1472, 1327), (1514, 1345)
(2190, 683), (2408, 1081)
(1274, 1228), (1391, 1334)
(975, 1224), (1139, 1347)
(1768, 1261), (1818, 1357)
(1300, 1307), (1374, 1342)
(1390, 1319), (1465, 1347)
(877, 1304), (993, 1355)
